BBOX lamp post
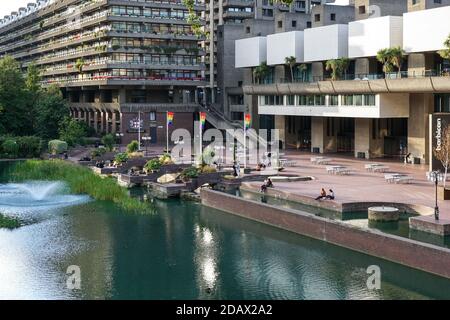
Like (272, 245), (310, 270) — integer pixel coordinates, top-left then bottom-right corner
(142, 136), (152, 156)
(430, 170), (440, 221)
(115, 132), (124, 151)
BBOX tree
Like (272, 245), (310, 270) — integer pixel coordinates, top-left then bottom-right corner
(253, 62), (270, 84)
(376, 48), (394, 75)
(284, 56), (297, 82)
(102, 134), (115, 152)
(389, 46), (405, 72)
(0, 56), (31, 136)
(325, 58), (350, 80)
(25, 63), (41, 95)
(434, 124), (450, 188)
(438, 34), (450, 60)
(35, 85), (69, 139)
(59, 117), (87, 146)
(297, 63), (308, 82)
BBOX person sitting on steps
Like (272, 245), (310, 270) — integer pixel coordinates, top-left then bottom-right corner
(326, 189), (335, 200)
(315, 188), (327, 200)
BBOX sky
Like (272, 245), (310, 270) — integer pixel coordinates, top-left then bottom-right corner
(0, 0), (351, 17)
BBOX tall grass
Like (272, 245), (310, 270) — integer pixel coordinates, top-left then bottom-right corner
(10, 160), (151, 213)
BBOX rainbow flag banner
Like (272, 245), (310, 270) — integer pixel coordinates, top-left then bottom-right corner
(167, 112), (174, 126)
(244, 113), (251, 131)
(200, 112), (207, 130)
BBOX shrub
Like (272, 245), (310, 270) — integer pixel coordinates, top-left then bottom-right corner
(201, 165), (217, 174)
(181, 166), (199, 181)
(102, 134), (115, 151)
(159, 153), (173, 165)
(126, 140), (140, 154)
(16, 136), (42, 158)
(0, 213), (21, 229)
(48, 140), (68, 155)
(114, 152), (128, 165)
(145, 158), (161, 172)
(58, 117), (87, 146)
(91, 147), (107, 158)
(1, 139), (19, 159)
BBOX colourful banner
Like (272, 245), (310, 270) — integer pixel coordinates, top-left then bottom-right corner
(244, 113), (251, 131)
(167, 112), (174, 126)
(200, 112), (207, 130)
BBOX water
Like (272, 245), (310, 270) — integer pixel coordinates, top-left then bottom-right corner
(1, 163), (450, 299)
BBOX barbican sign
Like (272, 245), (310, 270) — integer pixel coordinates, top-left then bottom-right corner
(430, 113), (450, 171)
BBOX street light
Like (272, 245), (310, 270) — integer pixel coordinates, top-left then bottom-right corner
(115, 132), (124, 151)
(142, 136), (152, 156)
(430, 170), (440, 221)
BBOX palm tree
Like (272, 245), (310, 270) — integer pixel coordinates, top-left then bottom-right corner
(285, 56), (296, 82)
(325, 58), (350, 81)
(376, 48), (394, 76)
(297, 63), (308, 82)
(253, 62), (270, 84)
(389, 46), (406, 77)
(438, 34), (450, 60)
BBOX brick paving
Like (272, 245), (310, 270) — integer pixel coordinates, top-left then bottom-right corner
(247, 150), (450, 219)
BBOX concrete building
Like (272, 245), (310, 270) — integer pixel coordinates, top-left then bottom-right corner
(0, 0), (206, 144)
(204, 0), (331, 121)
(235, 4), (450, 165)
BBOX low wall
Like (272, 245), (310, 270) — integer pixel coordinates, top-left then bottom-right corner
(241, 183), (434, 215)
(201, 189), (450, 279)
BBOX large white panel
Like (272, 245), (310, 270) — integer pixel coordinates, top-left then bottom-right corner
(235, 37), (267, 68)
(266, 31), (304, 66)
(349, 16), (403, 58)
(304, 24), (348, 62)
(403, 6), (450, 53)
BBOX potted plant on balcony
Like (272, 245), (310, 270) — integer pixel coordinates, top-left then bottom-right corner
(434, 124), (450, 200)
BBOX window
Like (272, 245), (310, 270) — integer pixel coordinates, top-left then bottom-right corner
(306, 21), (312, 28)
(292, 20), (297, 28)
(330, 13), (336, 21)
(358, 5), (366, 14)
(364, 95), (376, 106)
(149, 112), (156, 121)
(434, 0), (442, 3)
(246, 26), (250, 34)
(277, 21), (283, 28)
(287, 95), (295, 105)
(314, 14), (320, 22)
(329, 95), (339, 106)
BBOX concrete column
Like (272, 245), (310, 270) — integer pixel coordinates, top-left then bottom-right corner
(355, 118), (371, 159)
(83, 109), (88, 122)
(87, 110), (92, 128)
(112, 112), (117, 133)
(355, 58), (370, 76)
(311, 117), (326, 153)
(275, 115), (286, 149)
(93, 110), (98, 132)
(408, 93), (434, 164)
(100, 111), (105, 133)
(311, 62), (323, 81)
(408, 53), (434, 77)
(118, 89), (126, 104)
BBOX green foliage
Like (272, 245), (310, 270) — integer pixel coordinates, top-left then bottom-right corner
(181, 166), (199, 181)
(159, 153), (173, 165)
(126, 140), (140, 154)
(253, 62), (270, 84)
(376, 47), (405, 74)
(10, 160), (151, 213)
(75, 58), (85, 73)
(325, 58), (350, 80)
(91, 147), (107, 158)
(102, 134), (115, 151)
(1, 139), (19, 159)
(285, 56), (297, 82)
(0, 213), (21, 229)
(114, 152), (129, 165)
(438, 34), (450, 60)
(58, 117), (87, 146)
(145, 158), (162, 172)
(35, 85), (69, 139)
(16, 136), (42, 158)
(201, 165), (217, 174)
(48, 140), (68, 155)
(25, 63), (41, 95)
(0, 56), (31, 136)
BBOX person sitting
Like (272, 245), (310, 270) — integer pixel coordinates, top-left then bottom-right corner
(326, 189), (335, 200)
(404, 153), (412, 164)
(266, 178), (273, 188)
(260, 179), (269, 193)
(315, 188), (327, 200)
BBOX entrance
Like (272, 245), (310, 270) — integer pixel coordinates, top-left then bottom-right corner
(335, 118), (355, 154)
(149, 126), (158, 144)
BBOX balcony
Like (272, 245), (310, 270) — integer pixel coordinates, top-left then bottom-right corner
(243, 72), (450, 95)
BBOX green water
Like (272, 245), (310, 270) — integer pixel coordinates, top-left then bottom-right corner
(1, 163), (450, 299)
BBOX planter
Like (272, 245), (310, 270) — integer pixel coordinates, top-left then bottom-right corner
(438, 186), (450, 201)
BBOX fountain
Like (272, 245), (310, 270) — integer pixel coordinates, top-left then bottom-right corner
(0, 181), (90, 210)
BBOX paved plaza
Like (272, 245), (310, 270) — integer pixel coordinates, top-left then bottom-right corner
(248, 150), (450, 220)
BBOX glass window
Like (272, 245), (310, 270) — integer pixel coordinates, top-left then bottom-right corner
(329, 95), (339, 106)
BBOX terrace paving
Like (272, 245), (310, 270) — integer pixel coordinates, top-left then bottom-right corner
(246, 150), (450, 220)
